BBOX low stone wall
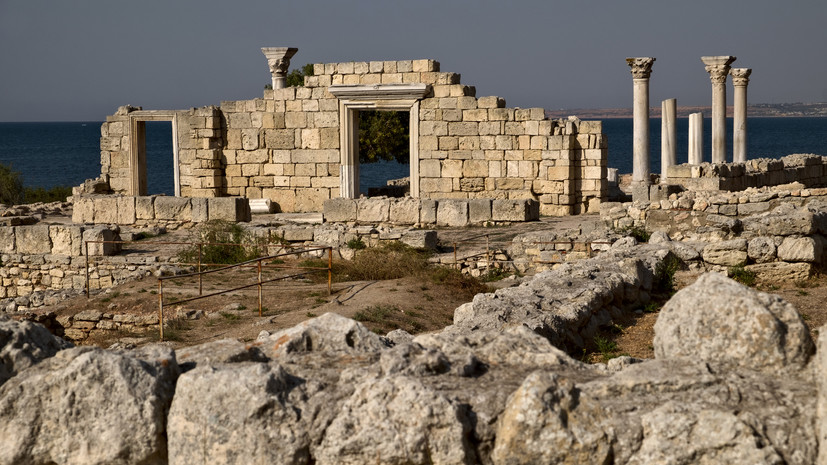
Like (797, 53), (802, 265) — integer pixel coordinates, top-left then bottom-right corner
(0, 253), (163, 308)
(323, 197), (539, 226)
(72, 195), (251, 227)
(666, 153), (827, 191)
(600, 185), (827, 280)
(57, 310), (160, 342)
(0, 225), (122, 257)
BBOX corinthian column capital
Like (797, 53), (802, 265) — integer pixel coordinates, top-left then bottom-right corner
(701, 56), (736, 83)
(730, 68), (752, 86)
(626, 57), (656, 79)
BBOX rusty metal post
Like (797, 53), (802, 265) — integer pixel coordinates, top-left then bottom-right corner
(257, 259), (263, 317)
(158, 279), (164, 342)
(453, 242), (458, 270)
(198, 243), (203, 295)
(85, 241), (90, 298)
(486, 234), (490, 274)
(327, 247), (332, 296)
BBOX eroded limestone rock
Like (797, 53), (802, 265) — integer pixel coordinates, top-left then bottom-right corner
(653, 272), (814, 372)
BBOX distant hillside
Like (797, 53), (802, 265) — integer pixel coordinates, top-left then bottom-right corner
(546, 102), (827, 119)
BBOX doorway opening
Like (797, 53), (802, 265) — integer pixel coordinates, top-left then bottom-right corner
(358, 110), (410, 197)
(144, 121), (175, 195)
(128, 111), (180, 196)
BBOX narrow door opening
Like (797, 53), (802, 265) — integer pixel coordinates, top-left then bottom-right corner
(143, 121), (175, 195)
(357, 110), (410, 197)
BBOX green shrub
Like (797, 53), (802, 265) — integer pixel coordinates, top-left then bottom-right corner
(0, 162), (24, 205)
(24, 185), (72, 203)
(178, 220), (263, 265)
(346, 238), (367, 250)
(729, 265), (757, 287)
(653, 254), (682, 295)
(616, 225), (650, 243)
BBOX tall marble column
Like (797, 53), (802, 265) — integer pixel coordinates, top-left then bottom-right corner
(661, 98), (677, 182)
(626, 57), (656, 188)
(701, 56), (736, 164)
(688, 112), (704, 165)
(731, 68), (752, 163)
(261, 47), (298, 89)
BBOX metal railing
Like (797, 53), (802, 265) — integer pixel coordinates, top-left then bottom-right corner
(83, 239), (331, 341)
(156, 246), (332, 341)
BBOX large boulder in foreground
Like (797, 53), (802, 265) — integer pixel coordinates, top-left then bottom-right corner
(0, 346), (178, 465)
(0, 316), (72, 386)
(653, 272), (814, 372)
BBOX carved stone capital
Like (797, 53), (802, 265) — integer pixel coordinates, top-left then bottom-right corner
(626, 57), (656, 79)
(261, 47), (298, 88)
(701, 56), (736, 84)
(730, 68), (752, 86)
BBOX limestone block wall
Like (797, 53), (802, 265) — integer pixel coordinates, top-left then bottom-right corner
(101, 107), (223, 197)
(71, 195), (251, 227)
(101, 57), (607, 216)
(666, 154), (827, 191)
(323, 197), (539, 226)
(0, 225), (122, 257)
(0, 253), (161, 303)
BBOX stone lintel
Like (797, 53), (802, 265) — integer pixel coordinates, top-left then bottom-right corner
(328, 84), (430, 100)
(626, 57), (655, 79)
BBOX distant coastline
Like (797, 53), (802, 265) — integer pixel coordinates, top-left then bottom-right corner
(546, 102), (827, 119)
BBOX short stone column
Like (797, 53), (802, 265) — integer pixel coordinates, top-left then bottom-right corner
(731, 68), (752, 163)
(261, 47), (298, 89)
(701, 56), (736, 164)
(661, 98), (677, 182)
(626, 57), (656, 198)
(688, 112), (704, 165)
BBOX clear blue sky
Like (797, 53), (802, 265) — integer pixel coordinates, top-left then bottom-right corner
(1, 0), (825, 121)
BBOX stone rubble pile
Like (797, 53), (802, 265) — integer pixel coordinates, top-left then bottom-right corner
(1, 267), (822, 464)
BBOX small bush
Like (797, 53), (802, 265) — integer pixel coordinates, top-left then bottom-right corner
(729, 265), (757, 287)
(178, 220), (263, 265)
(653, 254), (682, 295)
(346, 238), (366, 250)
(354, 304), (397, 323)
(616, 225), (650, 243)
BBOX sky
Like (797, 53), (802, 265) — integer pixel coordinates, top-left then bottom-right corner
(1, 0), (826, 121)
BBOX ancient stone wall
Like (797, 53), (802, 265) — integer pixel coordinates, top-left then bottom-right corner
(666, 153), (827, 191)
(100, 58), (607, 216)
(71, 195), (251, 227)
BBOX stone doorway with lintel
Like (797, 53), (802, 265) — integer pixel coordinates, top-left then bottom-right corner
(127, 110), (181, 196)
(328, 84), (430, 198)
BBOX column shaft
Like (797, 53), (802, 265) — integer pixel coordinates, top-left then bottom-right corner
(711, 81), (727, 163)
(731, 68), (752, 163)
(633, 78), (650, 183)
(701, 56), (736, 164)
(688, 112), (704, 165)
(661, 98), (677, 181)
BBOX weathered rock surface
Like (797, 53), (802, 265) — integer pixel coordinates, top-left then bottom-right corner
(1, 276), (822, 465)
(654, 272), (814, 372)
(0, 315), (72, 385)
(451, 244), (674, 351)
(0, 345), (178, 465)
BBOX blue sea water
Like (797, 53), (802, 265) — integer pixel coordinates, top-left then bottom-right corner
(1, 118), (826, 195)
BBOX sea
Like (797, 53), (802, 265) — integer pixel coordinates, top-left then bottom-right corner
(1, 118), (826, 195)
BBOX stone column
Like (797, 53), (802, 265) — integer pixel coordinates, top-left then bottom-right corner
(661, 98), (677, 182)
(701, 56), (736, 164)
(626, 57), (656, 194)
(688, 112), (704, 165)
(261, 47), (298, 89)
(731, 68), (752, 163)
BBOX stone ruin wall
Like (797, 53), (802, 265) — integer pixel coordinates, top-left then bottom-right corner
(99, 59), (607, 216)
